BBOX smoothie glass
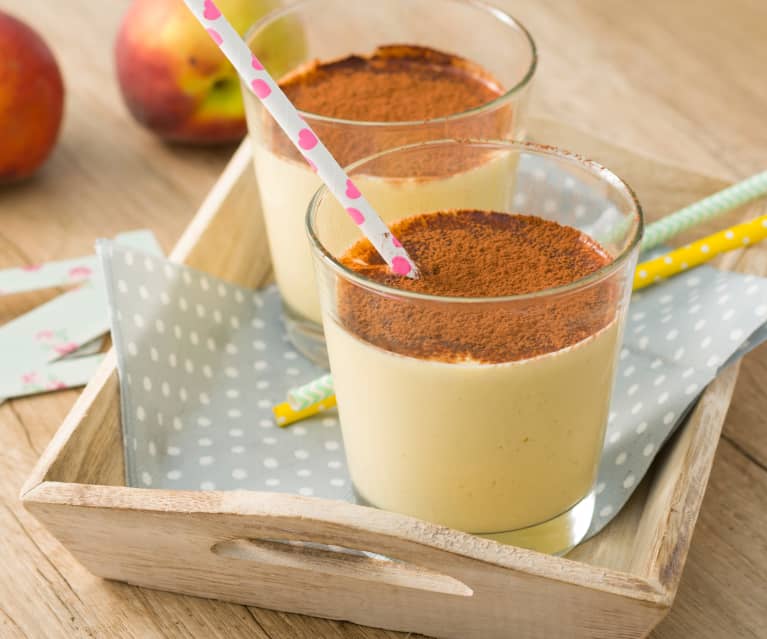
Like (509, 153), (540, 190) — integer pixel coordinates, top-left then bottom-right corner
(307, 140), (642, 554)
(242, 0), (536, 365)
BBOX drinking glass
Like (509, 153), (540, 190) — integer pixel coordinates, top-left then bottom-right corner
(243, 0), (536, 364)
(307, 139), (642, 554)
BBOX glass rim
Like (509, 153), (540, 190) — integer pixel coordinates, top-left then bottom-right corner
(306, 138), (644, 305)
(245, 0), (537, 128)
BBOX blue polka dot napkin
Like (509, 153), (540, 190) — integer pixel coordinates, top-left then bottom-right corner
(586, 263), (766, 537)
(99, 242), (353, 500)
(98, 238), (767, 541)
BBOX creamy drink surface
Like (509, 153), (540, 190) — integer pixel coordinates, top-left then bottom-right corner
(244, 46), (510, 325)
(324, 210), (620, 533)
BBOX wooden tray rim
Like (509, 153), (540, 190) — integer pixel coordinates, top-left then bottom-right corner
(20, 131), (753, 611)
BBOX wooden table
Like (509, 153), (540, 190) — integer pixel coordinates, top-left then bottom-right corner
(1, 1), (765, 637)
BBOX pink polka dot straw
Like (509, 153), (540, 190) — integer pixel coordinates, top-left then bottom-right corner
(184, 0), (418, 278)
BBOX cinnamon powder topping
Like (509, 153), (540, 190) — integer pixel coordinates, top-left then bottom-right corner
(280, 45), (503, 123)
(338, 210), (616, 363)
(265, 45), (512, 172)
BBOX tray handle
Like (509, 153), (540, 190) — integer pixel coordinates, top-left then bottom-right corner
(190, 491), (510, 599)
(211, 536), (474, 597)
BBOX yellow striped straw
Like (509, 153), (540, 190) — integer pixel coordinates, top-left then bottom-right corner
(276, 214), (767, 425)
(634, 214), (767, 290)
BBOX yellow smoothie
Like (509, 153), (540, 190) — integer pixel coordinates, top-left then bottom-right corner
(243, 45), (513, 326)
(321, 210), (622, 534)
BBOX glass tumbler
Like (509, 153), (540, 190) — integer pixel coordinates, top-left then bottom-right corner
(306, 139), (642, 554)
(242, 0), (536, 365)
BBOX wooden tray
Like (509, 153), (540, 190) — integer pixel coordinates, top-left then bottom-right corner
(20, 119), (766, 639)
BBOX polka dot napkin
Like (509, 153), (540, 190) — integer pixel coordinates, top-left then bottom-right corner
(98, 237), (767, 542)
(99, 241), (351, 499)
(586, 261), (766, 537)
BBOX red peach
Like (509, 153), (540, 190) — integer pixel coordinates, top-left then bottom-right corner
(0, 11), (64, 183)
(115, 0), (281, 145)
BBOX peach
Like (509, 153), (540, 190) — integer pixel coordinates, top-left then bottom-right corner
(115, 0), (283, 145)
(0, 11), (64, 183)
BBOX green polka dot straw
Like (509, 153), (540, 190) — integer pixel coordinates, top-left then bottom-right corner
(642, 170), (767, 251)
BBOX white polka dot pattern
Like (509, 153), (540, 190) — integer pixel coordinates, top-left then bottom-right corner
(589, 255), (767, 536)
(105, 247), (352, 502)
(101, 219), (767, 544)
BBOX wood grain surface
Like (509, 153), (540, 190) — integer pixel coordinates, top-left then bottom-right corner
(1, 1), (765, 638)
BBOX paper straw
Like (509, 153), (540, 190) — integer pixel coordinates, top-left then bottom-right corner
(273, 395), (337, 428)
(183, 0), (418, 278)
(642, 170), (767, 251)
(280, 213), (767, 424)
(634, 214), (767, 290)
(288, 373), (334, 410)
